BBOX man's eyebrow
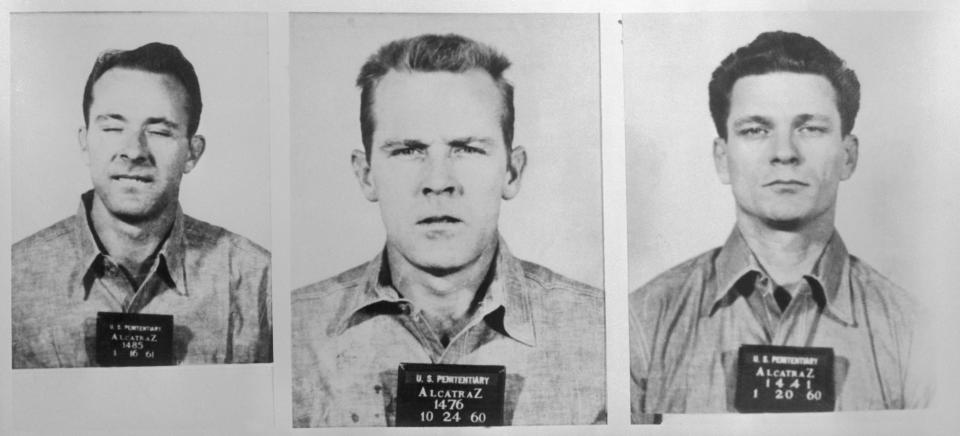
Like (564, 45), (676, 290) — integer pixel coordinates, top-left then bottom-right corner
(448, 136), (495, 147)
(381, 139), (428, 149)
(731, 115), (774, 129)
(144, 117), (180, 129)
(793, 113), (833, 126)
(94, 113), (127, 123)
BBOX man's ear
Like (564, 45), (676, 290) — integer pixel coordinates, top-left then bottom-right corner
(351, 149), (378, 202)
(78, 126), (91, 167)
(839, 134), (859, 181)
(183, 134), (206, 174)
(502, 146), (527, 200)
(713, 137), (731, 185)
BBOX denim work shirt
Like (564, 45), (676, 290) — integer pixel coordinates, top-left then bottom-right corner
(630, 229), (932, 420)
(12, 191), (273, 368)
(292, 240), (606, 427)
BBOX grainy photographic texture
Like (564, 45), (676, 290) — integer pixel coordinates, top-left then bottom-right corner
(624, 13), (945, 421)
(10, 13), (272, 369)
(289, 14), (605, 427)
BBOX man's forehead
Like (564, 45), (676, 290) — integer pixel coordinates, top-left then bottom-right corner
(90, 67), (189, 116)
(370, 69), (504, 141)
(728, 72), (839, 119)
(373, 69), (501, 106)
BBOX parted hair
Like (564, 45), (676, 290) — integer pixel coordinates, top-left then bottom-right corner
(356, 34), (514, 158)
(83, 42), (203, 137)
(708, 31), (860, 139)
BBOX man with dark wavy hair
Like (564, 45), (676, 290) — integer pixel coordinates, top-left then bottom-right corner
(630, 31), (931, 419)
(292, 33), (605, 427)
(13, 42), (272, 368)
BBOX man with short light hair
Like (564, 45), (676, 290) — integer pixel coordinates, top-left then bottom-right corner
(292, 34), (605, 427)
(630, 31), (931, 419)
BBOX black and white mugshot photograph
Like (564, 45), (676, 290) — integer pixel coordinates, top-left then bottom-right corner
(624, 12), (955, 421)
(10, 13), (273, 369)
(289, 13), (605, 427)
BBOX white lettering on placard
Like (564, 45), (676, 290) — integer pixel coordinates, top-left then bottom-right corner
(770, 355), (818, 365)
(417, 387), (485, 399)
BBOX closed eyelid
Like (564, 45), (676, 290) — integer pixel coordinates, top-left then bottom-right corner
(732, 116), (773, 130)
(144, 118), (180, 131)
(792, 114), (832, 129)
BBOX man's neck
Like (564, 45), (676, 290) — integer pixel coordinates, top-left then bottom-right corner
(736, 211), (835, 286)
(386, 239), (499, 343)
(89, 195), (177, 275)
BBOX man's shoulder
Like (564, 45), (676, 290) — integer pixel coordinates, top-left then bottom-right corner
(630, 247), (720, 309)
(294, 261), (370, 302)
(12, 217), (83, 288)
(516, 259), (603, 309)
(291, 261), (373, 337)
(848, 254), (921, 322)
(182, 214), (270, 267)
(13, 216), (78, 259)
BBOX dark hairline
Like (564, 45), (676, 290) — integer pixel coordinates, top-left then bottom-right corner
(708, 31), (860, 140)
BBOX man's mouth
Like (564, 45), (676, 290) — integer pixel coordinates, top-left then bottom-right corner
(764, 180), (808, 187)
(417, 215), (462, 225)
(112, 174), (154, 183)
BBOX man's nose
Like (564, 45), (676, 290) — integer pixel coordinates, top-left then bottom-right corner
(420, 154), (461, 196)
(119, 129), (150, 162)
(770, 130), (802, 165)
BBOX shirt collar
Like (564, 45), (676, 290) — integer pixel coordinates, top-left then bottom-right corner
(707, 227), (854, 325)
(332, 236), (537, 347)
(71, 190), (188, 299)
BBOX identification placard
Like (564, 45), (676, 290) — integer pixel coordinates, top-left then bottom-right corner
(395, 363), (506, 426)
(95, 312), (174, 366)
(734, 344), (834, 412)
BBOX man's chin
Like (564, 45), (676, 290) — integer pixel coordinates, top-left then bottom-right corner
(407, 254), (475, 276)
(101, 200), (166, 224)
(759, 206), (825, 230)
(398, 241), (489, 276)
(109, 209), (161, 225)
(389, 232), (499, 275)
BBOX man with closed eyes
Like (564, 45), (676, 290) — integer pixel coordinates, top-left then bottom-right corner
(12, 42), (272, 368)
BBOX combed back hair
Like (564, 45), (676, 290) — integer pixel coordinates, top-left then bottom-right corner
(356, 34), (514, 158)
(708, 31), (860, 139)
(83, 42), (203, 137)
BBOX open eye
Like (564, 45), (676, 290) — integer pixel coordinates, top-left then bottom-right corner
(451, 144), (485, 155)
(797, 125), (828, 136)
(737, 126), (769, 138)
(390, 147), (425, 157)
